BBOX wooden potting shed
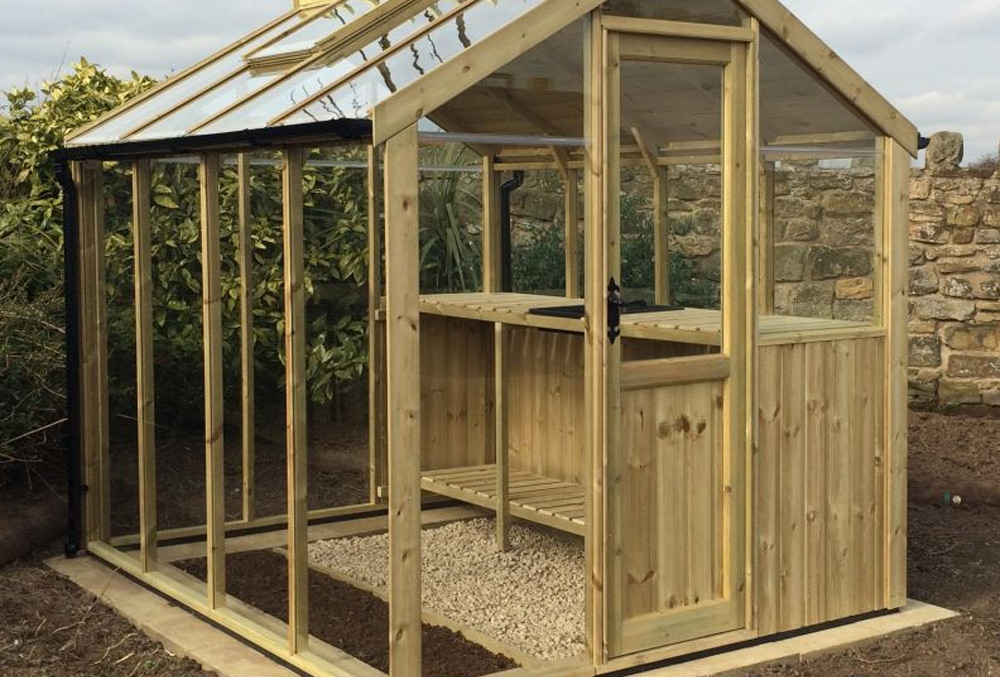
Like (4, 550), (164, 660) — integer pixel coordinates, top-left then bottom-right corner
(58, 0), (915, 675)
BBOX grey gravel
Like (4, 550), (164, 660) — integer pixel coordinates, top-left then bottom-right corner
(308, 517), (585, 660)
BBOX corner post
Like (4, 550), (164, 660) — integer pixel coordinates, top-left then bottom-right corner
(384, 124), (422, 677)
(883, 139), (909, 609)
(73, 160), (110, 547)
(282, 146), (309, 652)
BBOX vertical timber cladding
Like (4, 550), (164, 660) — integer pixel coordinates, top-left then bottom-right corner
(618, 380), (727, 619)
(419, 316), (494, 472)
(755, 337), (886, 635)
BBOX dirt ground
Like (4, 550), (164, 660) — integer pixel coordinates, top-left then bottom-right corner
(175, 551), (518, 677)
(0, 543), (207, 677)
(1, 409), (999, 676)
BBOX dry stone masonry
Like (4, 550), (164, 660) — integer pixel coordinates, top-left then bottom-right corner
(909, 132), (1000, 408)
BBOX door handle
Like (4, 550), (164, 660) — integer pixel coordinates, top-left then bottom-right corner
(608, 277), (623, 344)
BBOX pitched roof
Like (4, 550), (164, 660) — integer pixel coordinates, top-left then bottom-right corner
(63, 0), (917, 156)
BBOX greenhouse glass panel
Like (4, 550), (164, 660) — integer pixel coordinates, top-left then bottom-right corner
(760, 29), (876, 144)
(278, 0), (547, 126)
(187, 1), (468, 138)
(248, 0), (385, 60)
(69, 12), (305, 145)
(602, 0), (745, 25)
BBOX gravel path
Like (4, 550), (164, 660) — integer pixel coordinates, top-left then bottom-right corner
(308, 518), (586, 660)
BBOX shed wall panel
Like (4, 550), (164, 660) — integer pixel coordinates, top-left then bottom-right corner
(756, 336), (885, 635)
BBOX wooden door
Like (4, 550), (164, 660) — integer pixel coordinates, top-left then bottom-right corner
(602, 30), (751, 658)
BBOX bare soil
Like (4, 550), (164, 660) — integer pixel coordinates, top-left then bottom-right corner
(174, 550), (518, 677)
(1, 409), (999, 676)
(0, 543), (207, 677)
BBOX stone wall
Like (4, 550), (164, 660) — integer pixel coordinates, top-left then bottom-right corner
(511, 160), (877, 313)
(907, 132), (1000, 408)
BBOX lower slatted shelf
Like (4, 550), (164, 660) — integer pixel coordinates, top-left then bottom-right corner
(421, 464), (586, 536)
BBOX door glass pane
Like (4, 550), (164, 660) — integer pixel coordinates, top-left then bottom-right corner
(619, 59), (723, 312)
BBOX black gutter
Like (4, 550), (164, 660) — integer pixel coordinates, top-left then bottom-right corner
(54, 118), (372, 163)
(55, 160), (83, 558)
(499, 170), (524, 292)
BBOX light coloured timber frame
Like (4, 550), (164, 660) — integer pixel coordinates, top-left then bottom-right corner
(67, 5), (913, 677)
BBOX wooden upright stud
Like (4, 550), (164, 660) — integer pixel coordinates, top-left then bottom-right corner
(384, 125), (422, 677)
(282, 147), (309, 653)
(495, 323), (510, 551)
(884, 139), (909, 609)
(482, 155), (502, 294)
(73, 161), (110, 546)
(653, 165), (670, 305)
(368, 144), (388, 504)
(237, 153), (256, 522)
(132, 159), (157, 573)
(200, 153), (226, 609)
(565, 168), (580, 298)
(583, 10), (607, 664)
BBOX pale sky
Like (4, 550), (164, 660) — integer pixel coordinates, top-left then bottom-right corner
(1, 0), (995, 162)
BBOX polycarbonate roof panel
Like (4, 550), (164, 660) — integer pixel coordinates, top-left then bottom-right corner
(67, 10), (306, 146)
(65, 0), (550, 147)
(192, 1), (473, 137)
(251, 0), (384, 59)
(278, 0), (547, 126)
(131, 3), (463, 140)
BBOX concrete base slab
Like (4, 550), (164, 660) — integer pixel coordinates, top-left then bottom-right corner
(639, 601), (959, 676)
(47, 552), (957, 677)
(46, 554), (298, 677)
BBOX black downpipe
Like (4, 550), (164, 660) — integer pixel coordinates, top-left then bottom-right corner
(56, 160), (83, 558)
(499, 170), (524, 292)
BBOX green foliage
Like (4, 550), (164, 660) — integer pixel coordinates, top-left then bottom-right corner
(0, 61), (156, 461)
(0, 61), (377, 464)
(512, 220), (567, 294)
(419, 145), (482, 293)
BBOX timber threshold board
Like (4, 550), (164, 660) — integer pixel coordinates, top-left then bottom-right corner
(421, 465), (586, 537)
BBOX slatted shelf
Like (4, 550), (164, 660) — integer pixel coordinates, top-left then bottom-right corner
(421, 464), (586, 536)
(418, 292), (883, 346)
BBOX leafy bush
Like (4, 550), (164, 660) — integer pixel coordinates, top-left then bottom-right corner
(0, 61), (379, 468)
(419, 145), (482, 293)
(0, 61), (156, 468)
(512, 220), (567, 294)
